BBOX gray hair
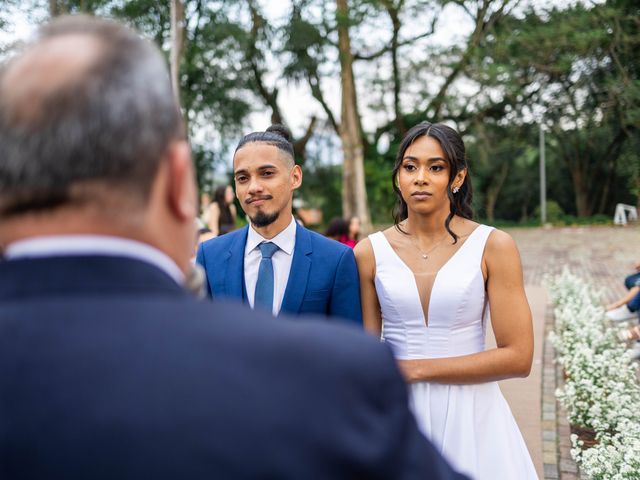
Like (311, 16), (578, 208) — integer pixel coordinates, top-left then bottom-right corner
(0, 15), (184, 217)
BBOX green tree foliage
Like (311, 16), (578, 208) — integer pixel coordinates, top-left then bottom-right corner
(8, 0), (638, 222)
(474, 0), (640, 217)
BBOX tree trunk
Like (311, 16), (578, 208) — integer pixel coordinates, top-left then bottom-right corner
(170, 0), (185, 106)
(571, 165), (592, 217)
(382, 1), (405, 135)
(49, 0), (67, 17)
(337, 0), (371, 232)
(485, 162), (509, 223)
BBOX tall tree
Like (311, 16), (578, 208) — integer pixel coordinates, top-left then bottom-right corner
(476, 1), (640, 216)
(337, 0), (371, 230)
(169, 0), (185, 105)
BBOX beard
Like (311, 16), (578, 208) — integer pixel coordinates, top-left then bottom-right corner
(250, 209), (280, 228)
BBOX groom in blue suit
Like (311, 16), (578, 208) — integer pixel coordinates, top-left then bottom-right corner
(197, 125), (362, 324)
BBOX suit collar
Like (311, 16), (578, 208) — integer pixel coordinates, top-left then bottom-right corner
(0, 255), (187, 301)
(5, 235), (184, 284)
(223, 226), (249, 299)
(281, 226), (313, 315)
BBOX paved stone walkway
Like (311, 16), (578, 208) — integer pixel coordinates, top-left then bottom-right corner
(498, 225), (640, 479)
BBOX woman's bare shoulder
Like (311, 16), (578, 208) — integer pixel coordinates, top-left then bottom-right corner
(484, 227), (520, 269)
(486, 227), (517, 251)
(354, 236), (373, 259)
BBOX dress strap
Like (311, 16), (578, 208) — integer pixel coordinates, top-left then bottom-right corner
(462, 224), (495, 267)
(368, 231), (395, 268)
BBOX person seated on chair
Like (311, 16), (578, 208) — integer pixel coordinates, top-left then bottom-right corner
(606, 260), (640, 322)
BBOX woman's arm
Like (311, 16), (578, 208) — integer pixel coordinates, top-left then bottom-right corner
(206, 203), (220, 236)
(397, 230), (534, 384)
(354, 238), (383, 336)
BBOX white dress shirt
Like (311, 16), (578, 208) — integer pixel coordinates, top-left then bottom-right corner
(244, 216), (297, 316)
(5, 235), (184, 284)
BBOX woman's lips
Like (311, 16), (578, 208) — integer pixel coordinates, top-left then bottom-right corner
(411, 191), (432, 200)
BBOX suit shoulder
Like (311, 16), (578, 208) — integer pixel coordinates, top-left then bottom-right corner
(201, 227), (246, 252)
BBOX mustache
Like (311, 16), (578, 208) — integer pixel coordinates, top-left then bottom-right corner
(245, 195), (273, 205)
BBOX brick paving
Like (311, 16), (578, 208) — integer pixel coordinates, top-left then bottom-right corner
(505, 224), (639, 479)
(510, 225), (639, 301)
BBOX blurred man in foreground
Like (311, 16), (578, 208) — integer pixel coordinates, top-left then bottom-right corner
(0, 15), (467, 480)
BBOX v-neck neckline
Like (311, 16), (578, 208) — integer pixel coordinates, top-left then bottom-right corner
(380, 225), (481, 327)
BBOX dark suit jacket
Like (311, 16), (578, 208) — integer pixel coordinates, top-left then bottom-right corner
(0, 255), (467, 480)
(196, 224), (362, 324)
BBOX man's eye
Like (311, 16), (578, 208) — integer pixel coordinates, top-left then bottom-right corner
(236, 176), (248, 182)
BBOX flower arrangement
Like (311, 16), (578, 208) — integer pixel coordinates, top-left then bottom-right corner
(546, 270), (640, 479)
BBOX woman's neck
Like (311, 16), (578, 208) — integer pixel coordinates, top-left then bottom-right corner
(404, 209), (454, 238)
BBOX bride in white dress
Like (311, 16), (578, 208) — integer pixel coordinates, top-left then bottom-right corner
(355, 122), (538, 479)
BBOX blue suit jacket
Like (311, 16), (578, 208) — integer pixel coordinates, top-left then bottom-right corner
(196, 224), (362, 324)
(0, 254), (468, 480)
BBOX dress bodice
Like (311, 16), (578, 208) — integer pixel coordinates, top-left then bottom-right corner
(370, 225), (494, 360)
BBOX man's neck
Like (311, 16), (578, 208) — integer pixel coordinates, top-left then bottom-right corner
(251, 212), (294, 240)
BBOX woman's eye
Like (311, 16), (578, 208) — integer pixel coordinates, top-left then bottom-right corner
(431, 165), (444, 172)
(403, 164), (416, 171)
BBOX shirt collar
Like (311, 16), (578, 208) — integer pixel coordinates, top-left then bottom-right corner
(5, 235), (184, 284)
(246, 216), (297, 256)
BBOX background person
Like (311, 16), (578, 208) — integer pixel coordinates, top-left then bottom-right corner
(205, 184), (237, 236)
(325, 216), (359, 248)
(0, 16), (466, 480)
(606, 259), (640, 322)
(347, 215), (361, 246)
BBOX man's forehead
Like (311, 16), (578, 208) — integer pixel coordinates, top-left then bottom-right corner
(233, 143), (288, 171)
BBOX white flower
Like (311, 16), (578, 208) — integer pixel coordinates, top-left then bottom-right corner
(547, 270), (640, 478)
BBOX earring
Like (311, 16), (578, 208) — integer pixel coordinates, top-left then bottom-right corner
(452, 186), (460, 194)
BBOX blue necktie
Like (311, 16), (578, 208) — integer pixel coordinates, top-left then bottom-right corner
(254, 242), (279, 313)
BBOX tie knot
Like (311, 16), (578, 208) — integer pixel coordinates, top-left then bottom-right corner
(259, 242), (279, 259)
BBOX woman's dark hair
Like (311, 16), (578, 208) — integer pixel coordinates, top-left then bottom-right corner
(214, 185), (233, 227)
(234, 124), (295, 163)
(392, 121), (473, 242)
(325, 217), (349, 239)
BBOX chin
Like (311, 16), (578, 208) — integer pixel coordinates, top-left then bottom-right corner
(409, 203), (445, 216)
(250, 209), (280, 228)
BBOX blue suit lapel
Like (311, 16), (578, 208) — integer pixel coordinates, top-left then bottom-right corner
(281, 225), (312, 315)
(223, 226), (248, 301)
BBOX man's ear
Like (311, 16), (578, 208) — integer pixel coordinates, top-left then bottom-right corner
(291, 165), (303, 191)
(166, 140), (196, 222)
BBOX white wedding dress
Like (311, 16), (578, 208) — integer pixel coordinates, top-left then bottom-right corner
(369, 225), (537, 479)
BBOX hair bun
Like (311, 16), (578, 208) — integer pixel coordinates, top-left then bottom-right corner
(266, 124), (291, 142)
